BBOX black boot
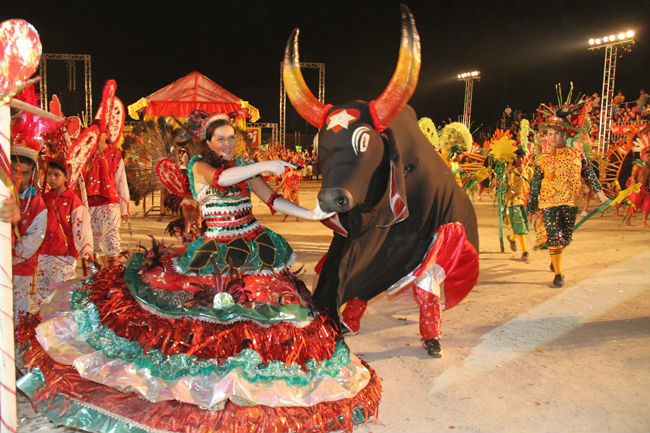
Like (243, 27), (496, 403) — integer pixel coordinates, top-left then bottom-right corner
(522, 251), (529, 262)
(509, 236), (517, 252)
(423, 338), (442, 358)
(552, 274), (564, 288)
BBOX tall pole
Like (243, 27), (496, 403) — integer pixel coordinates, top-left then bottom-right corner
(588, 30), (634, 153)
(457, 71), (480, 129)
(463, 79), (474, 127)
(0, 103), (17, 433)
(597, 45), (617, 153)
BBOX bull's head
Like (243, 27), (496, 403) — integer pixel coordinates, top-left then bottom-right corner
(283, 5), (420, 221)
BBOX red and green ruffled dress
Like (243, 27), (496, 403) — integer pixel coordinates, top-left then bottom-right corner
(15, 155), (381, 433)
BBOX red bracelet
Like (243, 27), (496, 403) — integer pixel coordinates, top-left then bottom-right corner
(211, 166), (229, 192)
(265, 192), (282, 215)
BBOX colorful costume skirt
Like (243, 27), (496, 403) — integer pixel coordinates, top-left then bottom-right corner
(177, 228), (295, 276)
(16, 250), (381, 433)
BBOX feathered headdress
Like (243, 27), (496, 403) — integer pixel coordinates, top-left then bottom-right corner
(122, 117), (182, 202)
(538, 82), (589, 140)
(39, 93), (100, 184)
(94, 79), (125, 144)
(439, 121), (472, 159)
(10, 85), (60, 161)
(418, 117), (440, 150)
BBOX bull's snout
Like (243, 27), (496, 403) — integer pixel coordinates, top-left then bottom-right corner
(318, 188), (354, 213)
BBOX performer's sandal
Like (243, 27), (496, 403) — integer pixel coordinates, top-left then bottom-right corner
(423, 338), (442, 358)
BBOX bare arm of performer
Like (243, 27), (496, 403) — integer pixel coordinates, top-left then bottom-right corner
(193, 160), (332, 220)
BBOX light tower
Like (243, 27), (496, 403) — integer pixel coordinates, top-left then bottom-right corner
(588, 30), (635, 153)
(457, 70), (480, 128)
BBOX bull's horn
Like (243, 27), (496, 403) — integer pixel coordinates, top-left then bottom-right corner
(283, 28), (331, 128)
(369, 4), (421, 132)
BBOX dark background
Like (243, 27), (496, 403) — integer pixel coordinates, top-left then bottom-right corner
(4, 0), (649, 137)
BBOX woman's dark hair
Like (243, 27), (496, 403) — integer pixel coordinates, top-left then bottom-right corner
(198, 119), (234, 168)
(203, 118), (232, 142)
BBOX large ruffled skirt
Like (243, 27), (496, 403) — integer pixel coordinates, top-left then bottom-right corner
(177, 228), (295, 276)
(16, 253), (381, 433)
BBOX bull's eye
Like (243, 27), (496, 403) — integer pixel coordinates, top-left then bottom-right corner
(351, 126), (371, 156)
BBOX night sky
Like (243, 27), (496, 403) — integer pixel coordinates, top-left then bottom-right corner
(4, 0), (649, 135)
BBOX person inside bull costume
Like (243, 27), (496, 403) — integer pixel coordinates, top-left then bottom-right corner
(283, 5), (479, 357)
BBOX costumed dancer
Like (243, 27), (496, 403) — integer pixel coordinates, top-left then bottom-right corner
(279, 164), (302, 222)
(439, 122), (472, 187)
(527, 111), (607, 287)
(176, 114), (330, 272)
(3, 88), (52, 320)
(504, 147), (533, 262)
(15, 114), (381, 433)
(84, 80), (129, 267)
(624, 146), (650, 227)
(284, 6), (479, 357)
(10, 138), (47, 320)
(36, 154), (93, 306)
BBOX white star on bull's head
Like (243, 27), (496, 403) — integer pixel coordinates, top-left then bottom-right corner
(326, 109), (359, 133)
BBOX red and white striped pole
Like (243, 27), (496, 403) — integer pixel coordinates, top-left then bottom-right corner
(0, 18), (43, 433)
(0, 102), (17, 433)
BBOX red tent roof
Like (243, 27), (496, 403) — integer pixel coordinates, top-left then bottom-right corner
(131, 71), (246, 118)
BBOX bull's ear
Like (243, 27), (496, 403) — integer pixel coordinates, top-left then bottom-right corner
(378, 129), (409, 226)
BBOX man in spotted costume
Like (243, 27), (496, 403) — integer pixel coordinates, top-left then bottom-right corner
(527, 116), (607, 287)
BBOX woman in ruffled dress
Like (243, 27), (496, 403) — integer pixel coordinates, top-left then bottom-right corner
(16, 114), (381, 433)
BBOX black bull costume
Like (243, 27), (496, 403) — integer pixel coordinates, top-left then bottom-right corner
(283, 5), (479, 356)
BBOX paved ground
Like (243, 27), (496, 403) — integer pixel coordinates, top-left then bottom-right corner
(14, 181), (650, 432)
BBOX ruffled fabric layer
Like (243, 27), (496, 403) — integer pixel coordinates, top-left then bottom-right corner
(91, 261), (335, 363)
(16, 262), (382, 433)
(34, 290), (370, 408)
(17, 320), (382, 433)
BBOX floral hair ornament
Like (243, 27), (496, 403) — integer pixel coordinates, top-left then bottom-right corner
(198, 113), (230, 141)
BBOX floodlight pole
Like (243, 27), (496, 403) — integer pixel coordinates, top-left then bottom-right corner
(462, 79), (474, 127)
(457, 71), (480, 128)
(597, 45), (617, 153)
(588, 32), (634, 153)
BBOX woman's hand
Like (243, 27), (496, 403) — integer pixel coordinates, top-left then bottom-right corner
(305, 202), (336, 221)
(256, 160), (296, 175)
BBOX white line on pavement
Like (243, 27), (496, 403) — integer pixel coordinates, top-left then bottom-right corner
(429, 250), (650, 395)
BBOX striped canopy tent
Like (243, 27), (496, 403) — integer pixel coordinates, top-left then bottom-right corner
(127, 71), (259, 122)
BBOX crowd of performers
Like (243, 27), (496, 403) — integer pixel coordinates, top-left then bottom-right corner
(420, 84), (649, 288)
(4, 82), (130, 321)
(1, 77), (648, 433)
(2, 82), (381, 433)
